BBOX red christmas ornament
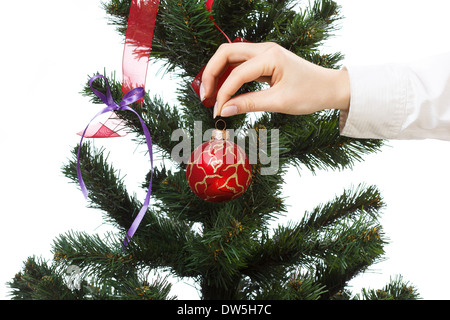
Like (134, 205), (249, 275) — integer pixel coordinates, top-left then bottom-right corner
(186, 124), (252, 203)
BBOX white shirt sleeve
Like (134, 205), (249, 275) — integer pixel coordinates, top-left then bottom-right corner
(340, 52), (450, 141)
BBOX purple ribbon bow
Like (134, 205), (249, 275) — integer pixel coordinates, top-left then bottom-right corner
(77, 74), (153, 251)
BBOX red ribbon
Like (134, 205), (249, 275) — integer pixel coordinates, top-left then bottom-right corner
(122, 0), (160, 95)
(192, 1), (251, 108)
(206, 0), (214, 9)
(206, 0), (231, 44)
(79, 0), (159, 138)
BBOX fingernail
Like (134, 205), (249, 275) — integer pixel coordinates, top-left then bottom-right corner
(213, 102), (218, 118)
(220, 105), (238, 117)
(200, 84), (206, 101)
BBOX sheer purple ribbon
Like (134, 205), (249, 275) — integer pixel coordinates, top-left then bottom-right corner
(77, 74), (153, 251)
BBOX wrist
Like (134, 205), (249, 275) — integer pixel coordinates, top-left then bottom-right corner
(331, 68), (350, 112)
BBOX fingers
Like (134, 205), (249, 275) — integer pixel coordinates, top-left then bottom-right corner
(216, 87), (282, 118)
(201, 42), (276, 100)
(213, 52), (278, 117)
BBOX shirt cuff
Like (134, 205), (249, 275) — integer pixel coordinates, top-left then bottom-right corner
(340, 64), (408, 139)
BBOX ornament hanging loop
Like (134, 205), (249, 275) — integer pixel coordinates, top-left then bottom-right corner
(215, 119), (226, 130)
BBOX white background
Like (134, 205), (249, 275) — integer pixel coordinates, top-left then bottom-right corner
(1, 0), (449, 300)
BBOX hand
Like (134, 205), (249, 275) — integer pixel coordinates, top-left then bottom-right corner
(200, 42), (350, 118)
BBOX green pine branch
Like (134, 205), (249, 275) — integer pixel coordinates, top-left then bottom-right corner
(240, 185), (386, 295)
(259, 111), (384, 173)
(267, 0), (341, 55)
(358, 276), (420, 300)
(7, 257), (84, 300)
(298, 184), (383, 231)
(52, 231), (137, 280)
(8, 255), (174, 300)
(62, 142), (141, 231)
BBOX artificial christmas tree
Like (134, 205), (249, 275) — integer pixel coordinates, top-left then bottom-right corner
(8, 0), (420, 301)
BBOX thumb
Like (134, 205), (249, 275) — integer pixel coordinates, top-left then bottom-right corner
(216, 87), (281, 117)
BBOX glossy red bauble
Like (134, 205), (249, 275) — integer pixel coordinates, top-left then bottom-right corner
(186, 130), (252, 203)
